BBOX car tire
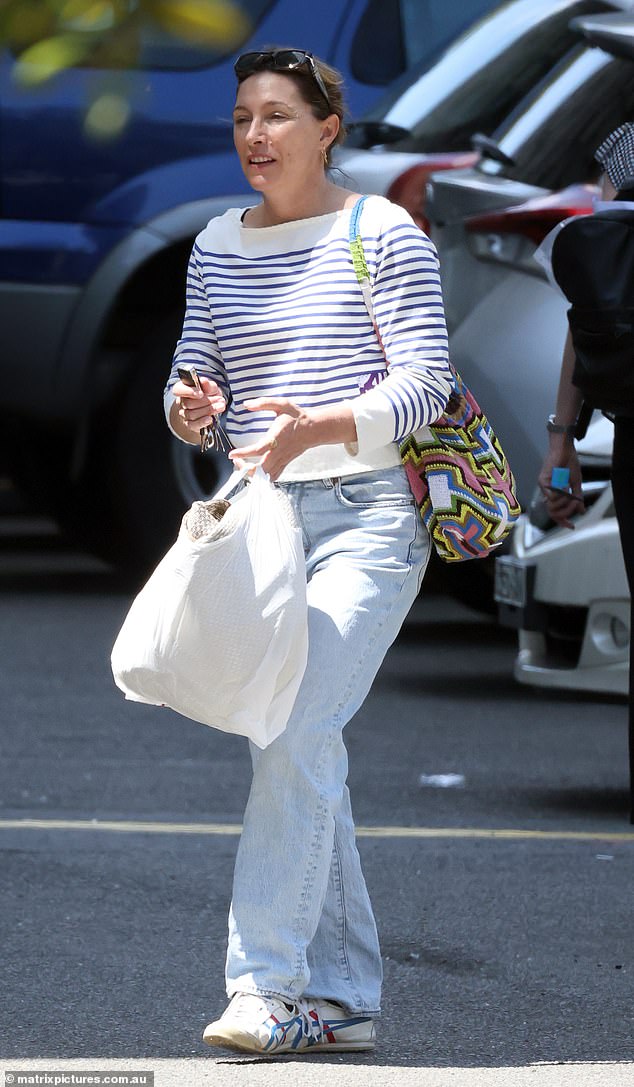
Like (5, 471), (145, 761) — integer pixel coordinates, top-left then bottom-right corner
(94, 315), (234, 577)
(423, 549), (497, 614)
(4, 314), (233, 580)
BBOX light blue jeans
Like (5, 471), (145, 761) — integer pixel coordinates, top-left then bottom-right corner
(225, 465), (430, 1015)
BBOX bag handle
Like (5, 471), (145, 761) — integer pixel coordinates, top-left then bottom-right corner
(212, 465), (252, 502)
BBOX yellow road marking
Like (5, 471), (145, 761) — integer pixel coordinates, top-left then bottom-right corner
(0, 818), (633, 842)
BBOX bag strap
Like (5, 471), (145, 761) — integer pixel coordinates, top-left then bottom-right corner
(574, 400), (593, 441)
(349, 195), (462, 419)
(349, 195), (390, 358)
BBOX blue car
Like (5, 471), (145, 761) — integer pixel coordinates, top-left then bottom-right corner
(0, 0), (499, 571)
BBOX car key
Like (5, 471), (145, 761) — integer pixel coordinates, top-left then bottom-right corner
(177, 364), (231, 453)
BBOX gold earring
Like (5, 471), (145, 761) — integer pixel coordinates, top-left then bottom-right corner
(321, 145), (328, 167)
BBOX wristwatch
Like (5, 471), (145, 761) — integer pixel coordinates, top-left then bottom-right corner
(546, 414), (576, 435)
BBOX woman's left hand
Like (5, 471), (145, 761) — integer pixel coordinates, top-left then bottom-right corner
(228, 397), (313, 481)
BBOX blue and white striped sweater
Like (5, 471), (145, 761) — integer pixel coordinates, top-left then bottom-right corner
(165, 195), (452, 480)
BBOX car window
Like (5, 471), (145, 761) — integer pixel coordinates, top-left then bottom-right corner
(400, 0), (501, 69)
(487, 50), (634, 188)
(349, 0), (499, 86)
(358, 0), (619, 149)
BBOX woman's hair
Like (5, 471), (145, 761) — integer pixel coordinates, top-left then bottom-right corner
(291, 55), (347, 166)
(235, 49), (347, 167)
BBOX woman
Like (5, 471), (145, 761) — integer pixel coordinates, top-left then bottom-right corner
(164, 48), (453, 1054)
(539, 122), (634, 825)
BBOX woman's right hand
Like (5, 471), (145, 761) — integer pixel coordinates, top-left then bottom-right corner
(538, 441), (584, 530)
(173, 375), (227, 438)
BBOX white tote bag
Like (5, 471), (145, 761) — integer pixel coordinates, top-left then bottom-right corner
(111, 467), (308, 748)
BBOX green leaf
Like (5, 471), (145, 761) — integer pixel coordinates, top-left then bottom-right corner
(151, 0), (250, 48)
(13, 33), (93, 86)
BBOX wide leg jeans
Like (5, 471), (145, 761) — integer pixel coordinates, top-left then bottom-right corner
(225, 465), (430, 1014)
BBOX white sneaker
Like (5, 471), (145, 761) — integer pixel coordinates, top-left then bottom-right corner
(307, 999), (376, 1052)
(202, 992), (320, 1054)
(202, 993), (376, 1055)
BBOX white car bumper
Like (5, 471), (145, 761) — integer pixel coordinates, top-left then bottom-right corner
(496, 481), (629, 698)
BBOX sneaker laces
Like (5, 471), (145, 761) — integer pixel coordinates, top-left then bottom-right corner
(225, 992), (324, 1046)
(296, 998), (323, 1044)
(227, 993), (320, 1037)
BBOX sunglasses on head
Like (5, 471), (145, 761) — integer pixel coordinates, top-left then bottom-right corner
(234, 49), (331, 111)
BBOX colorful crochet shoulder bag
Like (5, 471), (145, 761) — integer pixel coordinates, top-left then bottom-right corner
(349, 196), (521, 562)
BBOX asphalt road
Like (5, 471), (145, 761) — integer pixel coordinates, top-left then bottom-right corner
(1, 508), (633, 1085)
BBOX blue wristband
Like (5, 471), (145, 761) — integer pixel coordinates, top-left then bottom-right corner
(550, 467), (570, 490)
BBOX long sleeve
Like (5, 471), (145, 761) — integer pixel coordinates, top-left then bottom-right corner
(348, 209), (452, 455)
(163, 245), (230, 435)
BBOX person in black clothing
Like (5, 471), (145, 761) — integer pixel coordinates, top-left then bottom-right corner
(539, 122), (634, 823)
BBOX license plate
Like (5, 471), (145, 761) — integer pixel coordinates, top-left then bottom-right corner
(494, 557), (528, 608)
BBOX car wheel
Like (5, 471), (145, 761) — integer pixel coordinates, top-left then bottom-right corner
(5, 315), (233, 579)
(97, 318), (234, 576)
(423, 550), (497, 614)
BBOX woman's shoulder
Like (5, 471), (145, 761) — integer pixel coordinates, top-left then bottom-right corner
(357, 195), (437, 259)
(363, 193), (412, 220)
(195, 206), (245, 249)
(357, 194), (421, 236)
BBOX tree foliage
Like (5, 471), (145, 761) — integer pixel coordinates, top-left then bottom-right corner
(2, 0), (249, 85)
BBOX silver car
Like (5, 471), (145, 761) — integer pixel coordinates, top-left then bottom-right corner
(335, 0), (626, 231)
(425, 18), (634, 506)
(495, 417), (629, 696)
(428, 12), (634, 684)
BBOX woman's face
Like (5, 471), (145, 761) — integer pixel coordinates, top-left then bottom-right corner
(232, 70), (333, 196)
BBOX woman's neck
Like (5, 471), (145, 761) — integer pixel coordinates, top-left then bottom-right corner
(247, 182), (357, 227)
